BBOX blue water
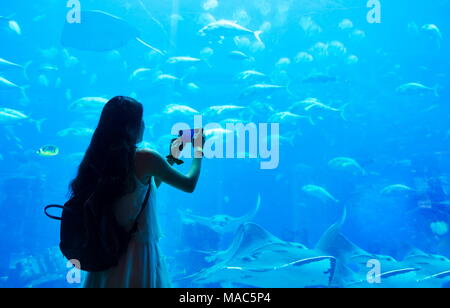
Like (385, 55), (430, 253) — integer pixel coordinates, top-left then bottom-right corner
(0, 0), (449, 288)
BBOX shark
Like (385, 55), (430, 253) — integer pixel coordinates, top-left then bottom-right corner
(179, 195), (261, 235)
(183, 222), (336, 288)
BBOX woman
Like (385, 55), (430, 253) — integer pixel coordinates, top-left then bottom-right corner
(70, 96), (203, 288)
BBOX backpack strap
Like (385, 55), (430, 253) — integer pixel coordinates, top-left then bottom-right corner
(44, 205), (65, 220)
(129, 183), (152, 234)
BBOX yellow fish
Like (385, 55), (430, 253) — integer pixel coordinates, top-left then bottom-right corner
(37, 145), (59, 157)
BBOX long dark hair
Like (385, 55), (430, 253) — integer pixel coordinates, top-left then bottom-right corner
(70, 96), (144, 205)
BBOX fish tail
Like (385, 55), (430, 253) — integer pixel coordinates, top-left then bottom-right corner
(285, 81), (299, 100)
(340, 103), (350, 121)
(23, 61), (33, 81)
(254, 30), (263, 44)
(433, 85), (440, 97)
(20, 86), (30, 104)
(33, 118), (46, 132)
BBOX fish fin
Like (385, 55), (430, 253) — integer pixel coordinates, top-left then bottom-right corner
(34, 118), (46, 132)
(340, 103), (350, 121)
(20, 86), (30, 104)
(254, 30), (263, 44)
(135, 37), (165, 56)
(433, 85), (440, 97)
(285, 81), (299, 100)
(23, 61), (33, 81)
(204, 59), (213, 69)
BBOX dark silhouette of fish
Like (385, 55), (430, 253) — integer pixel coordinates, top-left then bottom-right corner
(61, 10), (164, 55)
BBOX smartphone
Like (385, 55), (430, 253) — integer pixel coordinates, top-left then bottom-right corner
(179, 129), (202, 144)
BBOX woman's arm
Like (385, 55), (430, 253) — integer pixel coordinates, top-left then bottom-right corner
(138, 149), (203, 193)
(154, 159), (174, 189)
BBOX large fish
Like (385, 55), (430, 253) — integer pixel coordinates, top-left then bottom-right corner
(396, 82), (439, 97)
(328, 157), (365, 176)
(0, 58), (27, 71)
(61, 10), (164, 55)
(68, 97), (108, 114)
(199, 20), (263, 43)
(180, 195), (261, 235)
(0, 108), (44, 131)
(380, 184), (415, 196)
(302, 185), (339, 203)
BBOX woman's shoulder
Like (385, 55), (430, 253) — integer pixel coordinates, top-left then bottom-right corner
(136, 148), (162, 163)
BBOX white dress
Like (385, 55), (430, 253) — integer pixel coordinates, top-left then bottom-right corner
(84, 177), (171, 288)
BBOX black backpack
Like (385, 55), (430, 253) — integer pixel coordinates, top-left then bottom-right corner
(45, 184), (151, 273)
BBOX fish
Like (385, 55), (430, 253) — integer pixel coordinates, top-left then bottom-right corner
(422, 24), (442, 39)
(154, 73), (180, 84)
(57, 127), (94, 138)
(302, 185), (339, 203)
(203, 127), (236, 144)
(167, 56), (202, 65)
(0, 108), (44, 131)
(396, 82), (439, 97)
(289, 98), (349, 123)
(203, 105), (246, 118)
(422, 24), (442, 49)
(403, 248), (450, 276)
(68, 97), (108, 114)
(36, 145), (59, 157)
(380, 184), (415, 196)
(328, 157), (365, 175)
(241, 84), (288, 99)
(316, 214), (450, 288)
(182, 222), (336, 288)
(0, 58), (25, 71)
(61, 10), (164, 55)
(179, 195), (261, 235)
(0, 17), (21, 35)
(295, 52), (314, 63)
(199, 20), (263, 43)
(338, 19), (354, 31)
(129, 68), (154, 82)
(228, 51), (252, 61)
(0, 76), (22, 90)
(186, 82), (201, 93)
(235, 70), (267, 82)
(164, 104), (200, 116)
(0, 108), (29, 124)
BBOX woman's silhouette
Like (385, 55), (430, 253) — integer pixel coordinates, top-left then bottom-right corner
(70, 96), (203, 288)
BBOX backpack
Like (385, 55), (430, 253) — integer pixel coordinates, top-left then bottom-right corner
(44, 184), (151, 273)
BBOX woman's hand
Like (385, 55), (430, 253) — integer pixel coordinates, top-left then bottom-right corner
(167, 138), (184, 165)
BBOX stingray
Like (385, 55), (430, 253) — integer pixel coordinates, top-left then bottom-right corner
(403, 247), (450, 277)
(317, 208), (450, 287)
(180, 195), (261, 235)
(61, 10), (164, 55)
(182, 223), (336, 288)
